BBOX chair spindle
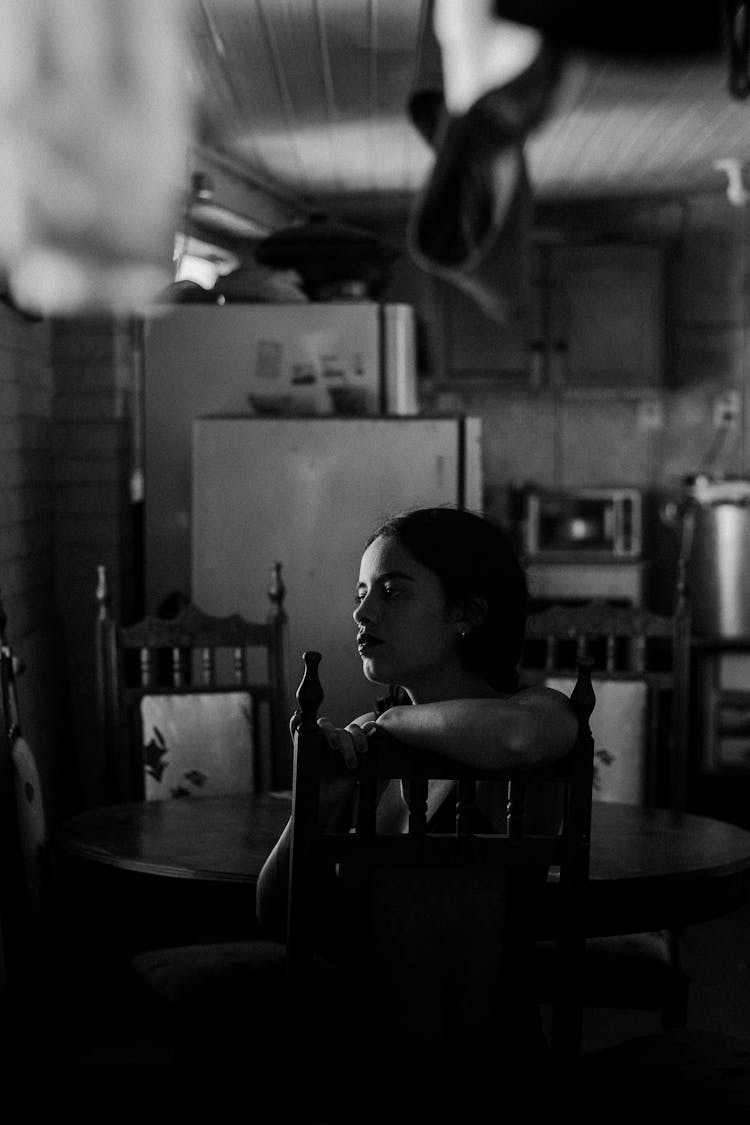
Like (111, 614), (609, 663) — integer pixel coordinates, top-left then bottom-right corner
(405, 777), (428, 835)
(456, 778), (477, 837)
(605, 633), (616, 671)
(172, 646), (188, 686)
(139, 647), (153, 687)
(232, 645), (246, 684)
(506, 777), (526, 840)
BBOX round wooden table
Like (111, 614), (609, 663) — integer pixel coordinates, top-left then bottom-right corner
(55, 794), (750, 938)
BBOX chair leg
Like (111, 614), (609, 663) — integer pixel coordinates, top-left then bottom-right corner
(661, 980), (690, 1029)
(661, 929), (689, 1029)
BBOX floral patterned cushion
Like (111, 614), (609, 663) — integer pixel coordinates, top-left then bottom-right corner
(140, 691), (254, 800)
(545, 677), (647, 805)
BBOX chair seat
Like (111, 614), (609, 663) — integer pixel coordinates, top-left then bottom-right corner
(132, 939), (286, 1012)
(132, 939), (335, 1013)
(130, 939), (340, 1120)
(535, 931), (689, 1016)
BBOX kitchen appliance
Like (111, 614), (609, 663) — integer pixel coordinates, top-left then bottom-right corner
(682, 475), (750, 637)
(191, 415), (482, 726)
(143, 301), (419, 611)
(514, 484), (647, 606)
(522, 486), (642, 559)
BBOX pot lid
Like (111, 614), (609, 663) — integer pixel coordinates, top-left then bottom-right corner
(686, 475), (750, 504)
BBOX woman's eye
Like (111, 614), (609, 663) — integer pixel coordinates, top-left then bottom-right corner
(382, 585), (400, 599)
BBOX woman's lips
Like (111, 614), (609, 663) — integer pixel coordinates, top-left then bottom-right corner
(357, 633), (384, 652)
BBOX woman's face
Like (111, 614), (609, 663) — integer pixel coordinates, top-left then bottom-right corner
(353, 534), (464, 699)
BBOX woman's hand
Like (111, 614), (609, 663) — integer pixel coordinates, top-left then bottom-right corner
(289, 710), (378, 771)
(287, 709), (377, 831)
(316, 717), (378, 770)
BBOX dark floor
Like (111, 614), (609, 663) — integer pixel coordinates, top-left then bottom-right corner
(571, 892), (750, 1052)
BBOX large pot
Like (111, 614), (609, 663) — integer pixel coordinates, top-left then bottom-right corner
(685, 476), (750, 636)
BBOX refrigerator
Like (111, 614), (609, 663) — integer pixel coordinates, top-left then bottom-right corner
(143, 302), (419, 611)
(191, 416), (483, 729)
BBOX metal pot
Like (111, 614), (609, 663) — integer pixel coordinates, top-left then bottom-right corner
(684, 476), (750, 636)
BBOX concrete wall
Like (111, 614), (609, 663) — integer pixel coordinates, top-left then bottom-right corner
(378, 188), (750, 611)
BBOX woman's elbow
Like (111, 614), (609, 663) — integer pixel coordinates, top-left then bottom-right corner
(506, 711), (578, 766)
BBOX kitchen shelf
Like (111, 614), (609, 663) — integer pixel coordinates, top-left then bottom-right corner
(693, 637), (750, 774)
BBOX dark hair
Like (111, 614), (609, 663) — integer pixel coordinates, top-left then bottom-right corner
(365, 506), (528, 692)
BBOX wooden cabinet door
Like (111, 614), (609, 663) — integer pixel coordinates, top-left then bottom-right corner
(430, 250), (542, 384)
(546, 244), (664, 387)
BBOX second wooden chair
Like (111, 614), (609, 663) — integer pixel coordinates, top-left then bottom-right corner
(523, 577), (691, 1033)
(95, 562), (292, 801)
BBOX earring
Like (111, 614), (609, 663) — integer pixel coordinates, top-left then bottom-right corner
(458, 625), (468, 638)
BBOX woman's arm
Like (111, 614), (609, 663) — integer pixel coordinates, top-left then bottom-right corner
(255, 709), (376, 940)
(255, 817), (292, 941)
(373, 686), (578, 769)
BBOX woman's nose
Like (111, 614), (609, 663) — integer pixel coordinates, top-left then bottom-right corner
(353, 594), (374, 626)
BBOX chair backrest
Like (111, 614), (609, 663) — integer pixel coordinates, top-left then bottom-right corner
(522, 569), (690, 811)
(285, 650), (595, 1078)
(0, 592), (49, 1009)
(95, 562), (292, 801)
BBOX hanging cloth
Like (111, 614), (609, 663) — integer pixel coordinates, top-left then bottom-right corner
(0, 0), (192, 315)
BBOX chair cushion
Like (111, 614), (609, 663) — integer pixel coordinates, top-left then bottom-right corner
(130, 939), (338, 1116)
(131, 939), (287, 1014)
(131, 939), (335, 1041)
(545, 676), (647, 804)
(535, 930), (689, 1009)
(580, 1029), (750, 1119)
(140, 691), (254, 799)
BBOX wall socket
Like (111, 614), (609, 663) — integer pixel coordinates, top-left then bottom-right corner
(713, 389), (741, 428)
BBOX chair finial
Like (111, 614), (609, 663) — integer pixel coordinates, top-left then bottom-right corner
(297, 651), (323, 728)
(570, 656), (596, 725)
(268, 561), (285, 608)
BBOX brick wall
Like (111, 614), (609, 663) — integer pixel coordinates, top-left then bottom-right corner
(51, 316), (138, 809)
(0, 305), (137, 818)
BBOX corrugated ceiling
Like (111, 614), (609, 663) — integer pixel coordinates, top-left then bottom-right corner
(186, 1), (750, 224)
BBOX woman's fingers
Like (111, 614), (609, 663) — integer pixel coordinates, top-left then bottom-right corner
(304, 716), (378, 771)
(317, 717), (360, 771)
(345, 723), (369, 757)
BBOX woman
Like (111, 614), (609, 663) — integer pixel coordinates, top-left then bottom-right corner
(256, 506), (579, 1113)
(257, 504), (578, 933)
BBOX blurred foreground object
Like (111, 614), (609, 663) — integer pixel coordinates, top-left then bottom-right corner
(0, 0), (191, 316)
(408, 0), (732, 322)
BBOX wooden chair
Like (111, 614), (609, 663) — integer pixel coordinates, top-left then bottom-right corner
(130, 647), (595, 1121)
(0, 592), (254, 1116)
(291, 650), (595, 1112)
(95, 561), (291, 801)
(0, 590), (96, 1043)
(0, 591), (47, 1022)
(523, 569), (692, 1031)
